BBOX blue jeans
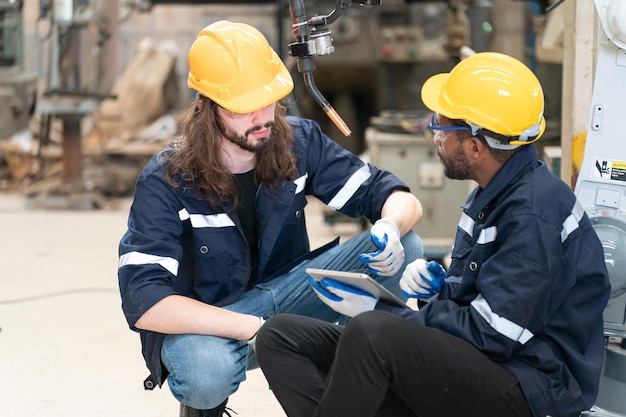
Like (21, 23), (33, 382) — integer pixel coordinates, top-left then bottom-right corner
(161, 230), (423, 409)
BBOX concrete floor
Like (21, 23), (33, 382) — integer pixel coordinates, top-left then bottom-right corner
(0, 192), (362, 417)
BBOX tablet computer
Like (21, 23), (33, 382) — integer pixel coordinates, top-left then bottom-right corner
(306, 268), (406, 307)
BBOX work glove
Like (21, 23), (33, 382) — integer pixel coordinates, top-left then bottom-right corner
(399, 258), (446, 299)
(308, 275), (378, 318)
(359, 219), (405, 276)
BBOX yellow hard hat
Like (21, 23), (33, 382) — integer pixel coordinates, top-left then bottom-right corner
(187, 20), (294, 113)
(421, 52), (545, 149)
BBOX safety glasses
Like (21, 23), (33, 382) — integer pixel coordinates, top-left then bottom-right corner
(428, 114), (474, 134)
(428, 114), (484, 143)
(429, 113), (541, 147)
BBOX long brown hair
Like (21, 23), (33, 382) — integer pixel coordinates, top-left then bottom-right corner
(165, 95), (298, 210)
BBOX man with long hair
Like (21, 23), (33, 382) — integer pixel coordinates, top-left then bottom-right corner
(117, 21), (423, 417)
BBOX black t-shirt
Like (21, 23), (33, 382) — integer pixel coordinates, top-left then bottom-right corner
(234, 170), (259, 288)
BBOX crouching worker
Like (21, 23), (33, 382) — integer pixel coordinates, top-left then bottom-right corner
(255, 52), (611, 417)
(117, 20), (423, 417)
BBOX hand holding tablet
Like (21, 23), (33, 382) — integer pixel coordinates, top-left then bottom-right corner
(306, 268), (406, 308)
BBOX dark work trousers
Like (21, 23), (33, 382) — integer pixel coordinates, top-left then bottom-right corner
(256, 310), (531, 417)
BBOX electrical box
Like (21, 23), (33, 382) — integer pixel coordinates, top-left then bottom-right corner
(366, 127), (473, 259)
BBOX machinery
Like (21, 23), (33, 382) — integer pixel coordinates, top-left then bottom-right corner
(36, 0), (107, 199)
(283, 0), (475, 155)
(0, 0), (37, 139)
(574, 0), (626, 415)
(287, 0), (379, 138)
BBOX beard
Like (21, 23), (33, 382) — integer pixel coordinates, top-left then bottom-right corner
(439, 145), (473, 180)
(217, 117), (274, 153)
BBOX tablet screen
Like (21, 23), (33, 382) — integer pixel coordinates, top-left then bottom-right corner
(306, 268), (406, 307)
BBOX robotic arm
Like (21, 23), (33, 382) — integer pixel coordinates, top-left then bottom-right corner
(289, 0), (380, 136)
(286, 0), (382, 137)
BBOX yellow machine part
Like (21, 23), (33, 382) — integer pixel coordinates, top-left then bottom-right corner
(571, 130), (587, 185)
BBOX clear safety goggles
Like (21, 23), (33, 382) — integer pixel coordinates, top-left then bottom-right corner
(429, 113), (541, 149)
(428, 115), (483, 141)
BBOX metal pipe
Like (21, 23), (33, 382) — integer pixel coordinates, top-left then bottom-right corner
(288, 0), (352, 137)
(309, 0), (351, 26)
(289, 0), (306, 43)
(303, 72), (351, 137)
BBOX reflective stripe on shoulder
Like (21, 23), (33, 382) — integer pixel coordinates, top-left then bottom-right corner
(477, 226), (497, 244)
(119, 251), (179, 276)
(561, 199), (584, 243)
(178, 208), (235, 228)
(294, 173), (308, 194)
(471, 294), (533, 344)
(327, 164), (371, 210)
(458, 212), (474, 238)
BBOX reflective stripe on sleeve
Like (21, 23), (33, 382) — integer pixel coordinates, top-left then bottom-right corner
(119, 251), (179, 276)
(471, 294), (533, 344)
(327, 164), (372, 210)
(561, 199), (584, 243)
(458, 212), (475, 238)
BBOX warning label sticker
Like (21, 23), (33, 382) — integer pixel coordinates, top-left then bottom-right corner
(592, 158), (626, 182)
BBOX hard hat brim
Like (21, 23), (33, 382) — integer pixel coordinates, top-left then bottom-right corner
(420, 73), (449, 117)
(212, 68), (294, 114)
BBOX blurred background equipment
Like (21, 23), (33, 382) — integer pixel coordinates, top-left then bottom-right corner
(36, 0), (105, 205)
(286, 0), (377, 138)
(0, 0), (37, 139)
(2, 0), (564, 219)
(291, 0), (460, 156)
(576, 1), (626, 415)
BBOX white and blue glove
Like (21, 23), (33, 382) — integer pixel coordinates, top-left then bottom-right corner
(399, 258), (446, 299)
(308, 275), (378, 318)
(359, 219), (405, 276)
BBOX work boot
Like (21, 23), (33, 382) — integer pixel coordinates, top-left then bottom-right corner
(179, 398), (235, 417)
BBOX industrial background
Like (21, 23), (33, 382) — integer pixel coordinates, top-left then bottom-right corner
(1, 0), (626, 416)
(0, 0), (567, 256)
